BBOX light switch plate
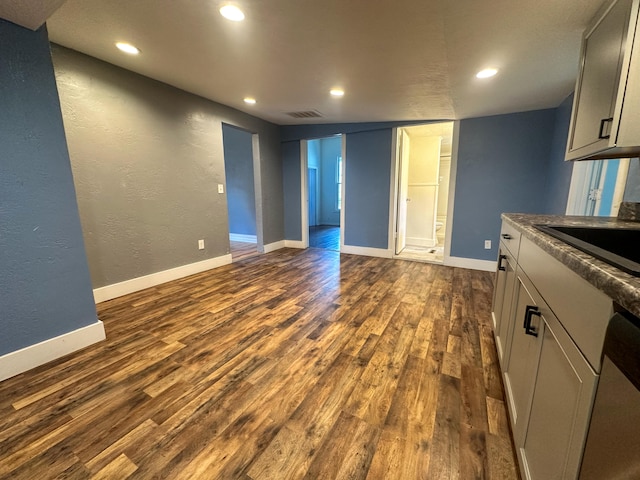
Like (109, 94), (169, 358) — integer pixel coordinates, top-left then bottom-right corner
(218, 184), (224, 194)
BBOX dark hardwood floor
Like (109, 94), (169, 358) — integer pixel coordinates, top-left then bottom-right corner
(0, 248), (519, 479)
(230, 240), (260, 262)
(309, 225), (340, 251)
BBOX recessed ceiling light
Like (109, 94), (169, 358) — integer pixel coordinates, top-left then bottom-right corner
(115, 42), (140, 55)
(330, 89), (345, 97)
(476, 68), (498, 79)
(244, 97), (256, 104)
(220, 5), (245, 21)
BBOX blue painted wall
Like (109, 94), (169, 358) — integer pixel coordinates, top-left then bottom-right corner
(222, 124), (256, 236)
(281, 120), (449, 142)
(282, 140), (302, 240)
(344, 130), (393, 249)
(0, 21), (98, 355)
(281, 108), (577, 261)
(451, 109), (556, 261)
(544, 94), (575, 214)
(307, 139), (320, 168)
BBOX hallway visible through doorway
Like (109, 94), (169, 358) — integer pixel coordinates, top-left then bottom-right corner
(309, 225), (340, 251)
(307, 135), (343, 252)
(394, 122), (454, 264)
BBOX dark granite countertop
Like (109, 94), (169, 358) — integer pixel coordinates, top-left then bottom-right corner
(502, 213), (640, 318)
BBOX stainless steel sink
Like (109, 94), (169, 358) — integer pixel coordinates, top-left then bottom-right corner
(534, 224), (640, 276)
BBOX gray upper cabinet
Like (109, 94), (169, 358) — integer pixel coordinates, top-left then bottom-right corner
(566, 0), (640, 161)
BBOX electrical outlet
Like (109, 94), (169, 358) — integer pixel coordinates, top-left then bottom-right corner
(484, 240), (491, 249)
(198, 239), (205, 250)
(218, 184), (224, 194)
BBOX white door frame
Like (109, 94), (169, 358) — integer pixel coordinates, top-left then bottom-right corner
(299, 136), (345, 251)
(251, 132), (264, 252)
(300, 140), (309, 248)
(443, 122), (460, 263)
(339, 135), (346, 251)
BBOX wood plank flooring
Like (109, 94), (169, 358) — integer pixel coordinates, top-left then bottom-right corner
(0, 248), (519, 479)
(230, 241), (259, 262)
(309, 225), (340, 251)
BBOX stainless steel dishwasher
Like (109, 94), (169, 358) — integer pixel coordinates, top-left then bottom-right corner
(579, 309), (640, 479)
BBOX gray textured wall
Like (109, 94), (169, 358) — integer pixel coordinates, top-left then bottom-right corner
(52, 45), (283, 288)
(0, 22), (98, 355)
(222, 124), (256, 236)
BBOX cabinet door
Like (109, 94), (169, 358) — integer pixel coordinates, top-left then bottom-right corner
(569, 0), (632, 154)
(495, 252), (517, 367)
(492, 246), (509, 331)
(520, 310), (598, 480)
(502, 274), (544, 445)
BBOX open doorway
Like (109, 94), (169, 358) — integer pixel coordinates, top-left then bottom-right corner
(306, 135), (342, 251)
(393, 122), (454, 264)
(222, 124), (260, 261)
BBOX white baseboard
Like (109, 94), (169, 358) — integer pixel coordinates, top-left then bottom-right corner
(445, 256), (497, 272)
(0, 321), (106, 382)
(93, 254), (232, 303)
(340, 245), (394, 258)
(229, 233), (257, 243)
(284, 240), (306, 249)
(262, 241), (286, 253)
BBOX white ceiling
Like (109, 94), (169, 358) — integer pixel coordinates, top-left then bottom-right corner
(8, 0), (609, 125)
(0, 0), (65, 31)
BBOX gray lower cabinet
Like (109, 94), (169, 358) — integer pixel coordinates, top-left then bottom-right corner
(491, 221), (521, 368)
(503, 273), (542, 445)
(506, 270), (597, 480)
(496, 224), (610, 480)
(521, 310), (597, 480)
(494, 249), (517, 365)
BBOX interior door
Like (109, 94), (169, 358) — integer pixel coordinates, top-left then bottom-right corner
(395, 129), (410, 254)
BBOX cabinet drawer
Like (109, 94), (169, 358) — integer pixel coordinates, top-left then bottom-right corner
(500, 221), (521, 257)
(518, 236), (613, 372)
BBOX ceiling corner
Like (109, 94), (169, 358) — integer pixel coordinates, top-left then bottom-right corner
(0, 0), (67, 31)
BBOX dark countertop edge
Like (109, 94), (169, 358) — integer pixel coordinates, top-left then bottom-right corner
(502, 213), (640, 319)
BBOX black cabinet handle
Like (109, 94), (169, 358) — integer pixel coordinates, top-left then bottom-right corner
(524, 305), (536, 328)
(501, 233), (512, 240)
(598, 117), (614, 139)
(524, 305), (540, 337)
(498, 254), (507, 271)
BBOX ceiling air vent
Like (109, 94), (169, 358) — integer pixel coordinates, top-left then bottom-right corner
(286, 110), (323, 119)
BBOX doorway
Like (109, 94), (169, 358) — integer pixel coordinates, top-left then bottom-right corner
(566, 158), (630, 216)
(306, 135), (342, 251)
(393, 122), (454, 264)
(222, 124), (260, 261)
